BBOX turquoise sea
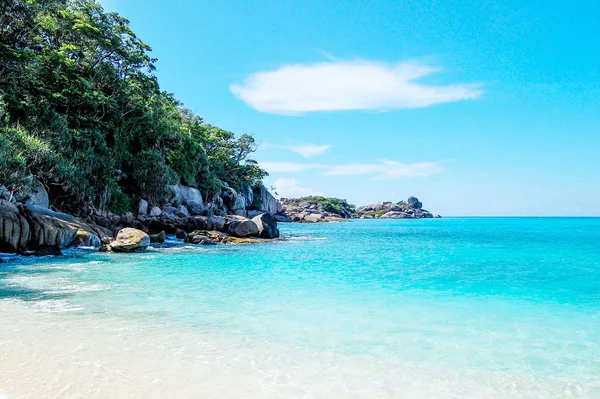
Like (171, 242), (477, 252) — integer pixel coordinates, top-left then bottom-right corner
(1, 218), (600, 398)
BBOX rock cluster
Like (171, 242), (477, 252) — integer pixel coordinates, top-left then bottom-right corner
(277, 197), (353, 223)
(355, 197), (440, 219)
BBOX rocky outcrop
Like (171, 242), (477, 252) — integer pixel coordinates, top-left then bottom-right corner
(257, 186), (282, 215)
(1, 199), (107, 253)
(1, 181), (283, 254)
(109, 228), (150, 252)
(355, 197), (439, 219)
(277, 197), (352, 223)
(168, 184), (203, 206)
(24, 205), (105, 249)
(0, 200), (30, 252)
(221, 188), (247, 216)
(227, 219), (259, 237)
(184, 230), (260, 245)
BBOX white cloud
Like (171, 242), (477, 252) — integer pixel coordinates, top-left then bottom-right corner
(273, 178), (322, 198)
(231, 60), (482, 114)
(288, 144), (332, 158)
(324, 160), (445, 179)
(260, 160), (445, 179)
(263, 143), (332, 158)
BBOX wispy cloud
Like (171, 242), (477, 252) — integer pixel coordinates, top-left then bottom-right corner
(231, 60), (482, 115)
(260, 160), (446, 179)
(260, 162), (323, 173)
(273, 178), (322, 197)
(263, 142), (332, 158)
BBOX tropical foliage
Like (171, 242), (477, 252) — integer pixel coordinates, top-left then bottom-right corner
(0, 0), (266, 213)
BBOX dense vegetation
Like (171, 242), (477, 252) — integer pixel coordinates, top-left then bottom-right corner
(281, 196), (356, 217)
(0, 0), (266, 214)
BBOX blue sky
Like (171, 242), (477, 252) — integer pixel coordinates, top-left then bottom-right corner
(101, 0), (599, 216)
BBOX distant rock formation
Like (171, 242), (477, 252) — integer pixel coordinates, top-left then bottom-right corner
(355, 197), (440, 219)
(277, 196), (355, 223)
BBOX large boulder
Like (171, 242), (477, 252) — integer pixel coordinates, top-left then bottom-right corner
(137, 199), (148, 216)
(24, 205), (104, 249)
(208, 216), (226, 231)
(186, 200), (206, 216)
(227, 219), (259, 238)
(380, 211), (411, 219)
(221, 188), (247, 216)
(175, 205), (189, 218)
(16, 180), (49, 208)
(149, 230), (166, 243)
(257, 187), (282, 215)
(0, 200), (30, 252)
(251, 213), (279, 239)
(407, 196), (423, 209)
(150, 206), (162, 217)
(168, 184), (203, 205)
(109, 228), (150, 252)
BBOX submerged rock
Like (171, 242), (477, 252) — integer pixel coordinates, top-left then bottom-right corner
(34, 244), (62, 257)
(109, 228), (150, 253)
(149, 231), (166, 243)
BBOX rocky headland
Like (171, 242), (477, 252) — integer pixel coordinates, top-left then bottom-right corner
(0, 181), (282, 256)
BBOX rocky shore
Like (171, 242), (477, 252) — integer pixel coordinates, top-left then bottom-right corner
(0, 181), (282, 256)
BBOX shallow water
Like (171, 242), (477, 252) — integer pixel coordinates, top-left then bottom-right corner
(1, 218), (600, 398)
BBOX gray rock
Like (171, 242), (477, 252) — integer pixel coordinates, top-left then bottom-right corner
(149, 231), (166, 243)
(257, 187), (282, 215)
(24, 205), (104, 249)
(186, 200), (206, 215)
(227, 219), (259, 238)
(0, 199), (30, 252)
(17, 179), (49, 208)
(407, 196), (422, 209)
(240, 184), (254, 208)
(247, 210), (263, 218)
(251, 213), (279, 239)
(208, 216), (226, 231)
(34, 244), (62, 256)
(0, 185), (10, 201)
(163, 206), (177, 216)
(184, 232), (217, 245)
(175, 205), (189, 218)
(168, 184), (203, 205)
(380, 211), (411, 219)
(274, 214), (293, 223)
(150, 206), (162, 217)
(137, 199), (148, 216)
(109, 228), (150, 252)
(304, 213), (324, 223)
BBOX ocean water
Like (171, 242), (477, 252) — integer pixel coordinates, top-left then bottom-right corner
(1, 218), (600, 398)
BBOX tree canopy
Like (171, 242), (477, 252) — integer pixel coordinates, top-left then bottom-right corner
(0, 0), (266, 213)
